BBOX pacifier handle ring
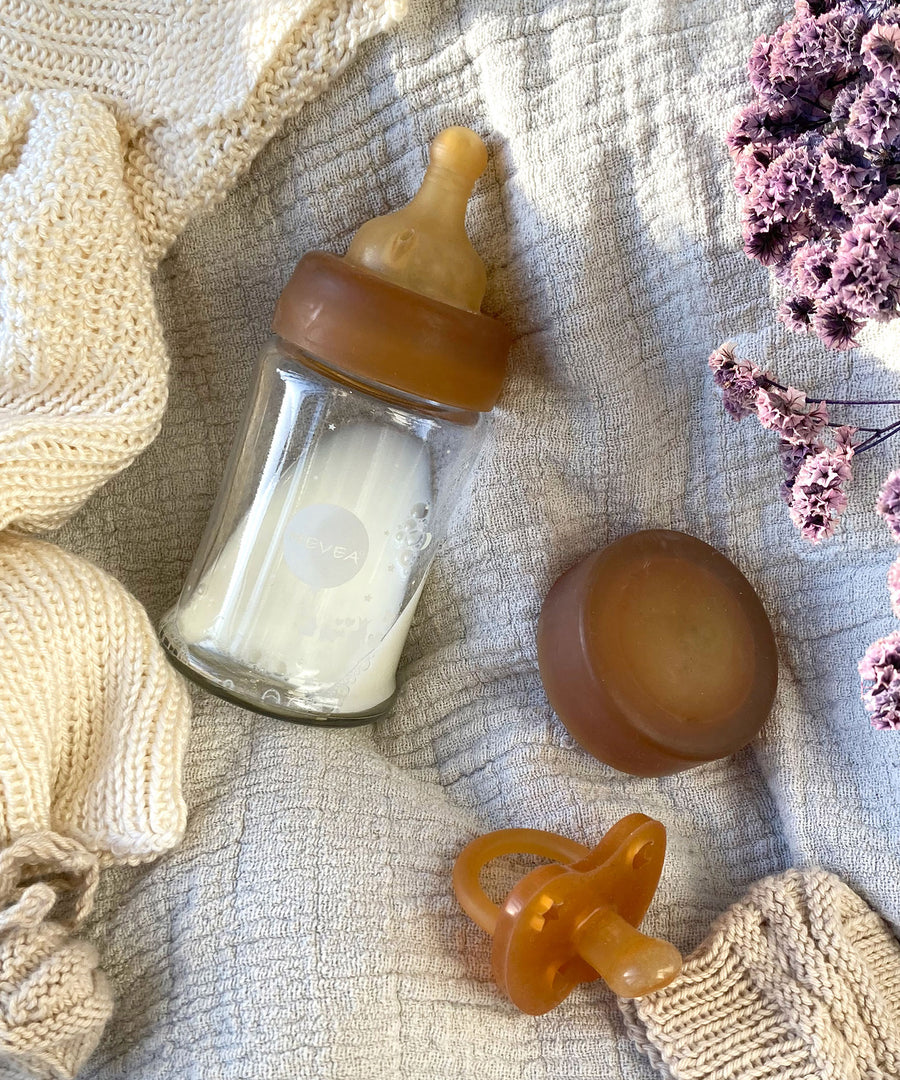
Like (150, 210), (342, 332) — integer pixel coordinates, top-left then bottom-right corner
(453, 828), (591, 935)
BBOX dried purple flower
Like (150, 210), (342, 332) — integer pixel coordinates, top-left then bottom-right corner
(876, 467), (900, 539)
(772, 11), (866, 98)
(708, 344), (765, 419)
(778, 294), (818, 331)
(861, 21), (900, 73)
(704, 345), (900, 564)
(757, 385), (830, 443)
(789, 445), (853, 540)
(856, 2), (898, 21)
(811, 297), (864, 347)
(748, 36), (781, 101)
(829, 189), (900, 318)
(832, 74), (868, 121)
(808, 190), (854, 232)
(733, 147), (775, 197)
(778, 437), (823, 503)
(829, 241), (898, 318)
(833, 423), (858, 454)
(847, 73), (900, 149)
(859, 630), (900, 729)
(747, 146), (821, 222)
(742, 214), (796, 266)
(728, 104), (804, 154)
(796, 0), (842, 15)
(819, 134), (883, 210)
(789, 241), (836, 293)
(730, 0), (900, 347)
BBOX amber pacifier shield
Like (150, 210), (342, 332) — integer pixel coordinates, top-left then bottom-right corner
(452, 816), (682, 1015)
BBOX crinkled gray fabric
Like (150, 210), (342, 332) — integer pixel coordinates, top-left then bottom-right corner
(57, 0), (900, 1076)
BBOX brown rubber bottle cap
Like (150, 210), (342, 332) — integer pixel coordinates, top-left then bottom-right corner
(272, 251), (511, 412)
(537, 530), (778, 777)
(272, 128), (512, 413)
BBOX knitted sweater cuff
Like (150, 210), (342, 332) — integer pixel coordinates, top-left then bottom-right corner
(621, 869), (900, 1080)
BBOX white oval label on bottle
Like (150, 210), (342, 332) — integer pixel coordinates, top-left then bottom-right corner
(282, 503), (369, 589)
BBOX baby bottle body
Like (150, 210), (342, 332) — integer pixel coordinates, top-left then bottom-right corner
(160, 340), (483, 724)
(160, 128), (511, 725)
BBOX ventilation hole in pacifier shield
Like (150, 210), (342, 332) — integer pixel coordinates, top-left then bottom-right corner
(550, 957), (580, 995)
(631, 842), (655, 871)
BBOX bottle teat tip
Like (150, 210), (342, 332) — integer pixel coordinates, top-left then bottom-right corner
(344, 126), (490, 312)
(429, 127), (488, 183)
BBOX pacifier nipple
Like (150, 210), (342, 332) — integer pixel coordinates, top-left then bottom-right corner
(344, 127), (489, 312)
(453, 815), (682, 1014)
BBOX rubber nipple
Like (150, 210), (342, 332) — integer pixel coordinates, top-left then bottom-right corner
(344, 127), (489, 312)
(453, 815), (682, 1014)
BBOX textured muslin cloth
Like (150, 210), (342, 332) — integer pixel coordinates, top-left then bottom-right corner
(622, 870), (900, 1080)
(0, 4), (405, 1078)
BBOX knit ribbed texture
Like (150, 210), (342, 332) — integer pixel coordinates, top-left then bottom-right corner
(0, 92), (166, 535)
(0, 530), (188, 1079)
(0, 1), (406, 532)
(0, 1), (407, 262)
(0, 533), (189, 865)
(0, 833), (113, 1080)
(621, 870), (900, 1080)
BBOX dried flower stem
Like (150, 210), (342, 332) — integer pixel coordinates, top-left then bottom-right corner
(854, 417), (900, 453)
(709, 341), (900, 730)
(766, 376), (900, 407)
(814, 398), (900, 406)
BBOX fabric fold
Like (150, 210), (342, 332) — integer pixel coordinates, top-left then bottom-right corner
(0, 533), (190, 864)
(0, 0), (409, 262)
(0, 91), (166, 534)
(0, 1), (408, 532)
(0, 4), (405, 1075)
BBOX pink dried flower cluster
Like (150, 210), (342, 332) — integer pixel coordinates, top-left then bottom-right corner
(875, 469), (900, 613)
(757, 385), (830, 443)
(729, 0), (900, 350)
(709, 343), (900, 729)
(876, 467), (900, 536)
(789, 442), (855, 541)
(709, 344), (858, 540)
(860, 629), (900, 728)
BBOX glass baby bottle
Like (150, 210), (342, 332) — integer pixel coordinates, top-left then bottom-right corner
(160, 127), (512, 725)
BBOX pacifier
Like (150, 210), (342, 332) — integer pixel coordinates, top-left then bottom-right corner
(453, 814), (681, 1014)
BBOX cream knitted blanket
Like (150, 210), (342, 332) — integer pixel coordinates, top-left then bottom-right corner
(622, 870), (900, 1080)
(0, 1), (405, 534)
